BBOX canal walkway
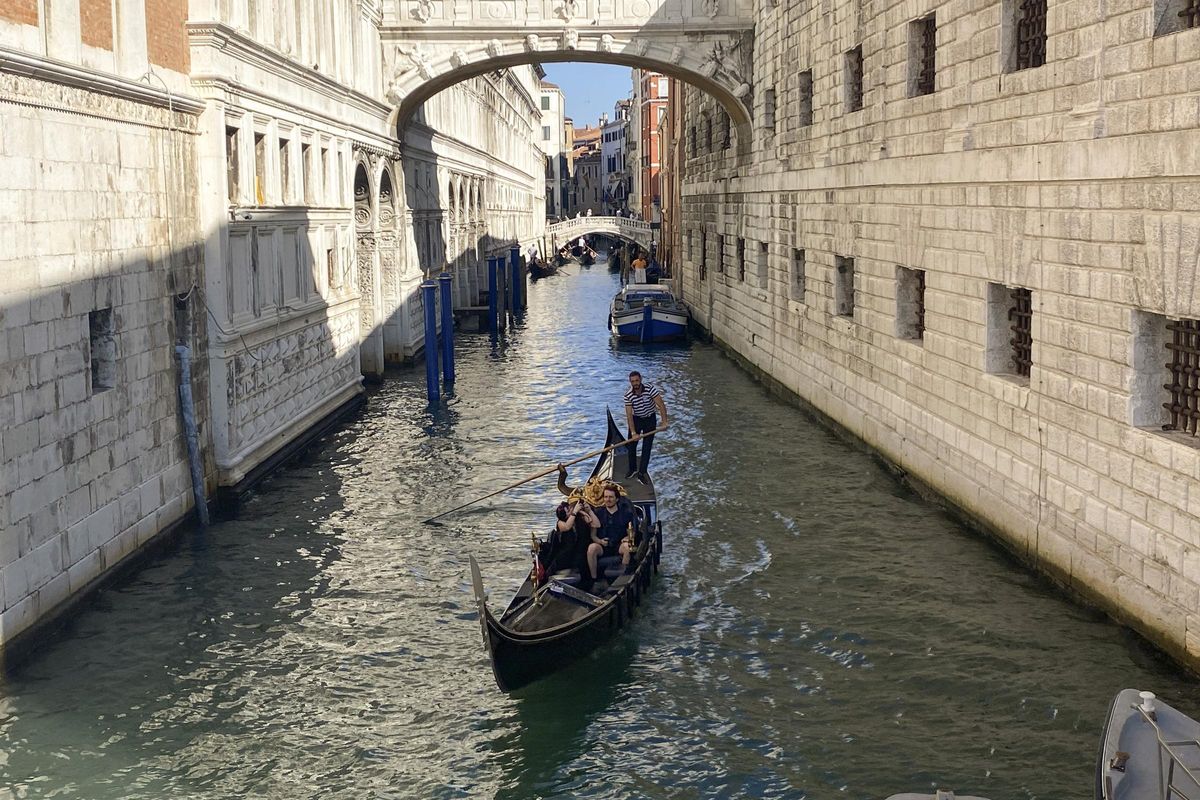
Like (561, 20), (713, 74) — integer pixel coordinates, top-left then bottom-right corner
(0, 260), (1197, 799)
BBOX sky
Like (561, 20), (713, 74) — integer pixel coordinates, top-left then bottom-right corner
(541, 63), (633, 128)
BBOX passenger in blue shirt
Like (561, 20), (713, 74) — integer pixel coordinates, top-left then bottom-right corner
(586, 485), (637, 584)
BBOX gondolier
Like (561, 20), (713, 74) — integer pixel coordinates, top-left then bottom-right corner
(624, 370), (668, 482)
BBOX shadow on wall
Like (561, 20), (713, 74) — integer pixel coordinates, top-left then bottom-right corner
(0, 238), (354, 666)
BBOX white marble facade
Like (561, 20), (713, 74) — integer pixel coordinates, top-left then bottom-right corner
(0, 0), (543, 654)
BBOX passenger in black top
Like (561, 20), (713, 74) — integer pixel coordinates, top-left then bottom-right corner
(586, 486), (637, 582)
(550, 498), (598, 575)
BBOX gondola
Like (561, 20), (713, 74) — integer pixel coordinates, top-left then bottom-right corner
(1096, 688), (1200, 799)
(528, 260), (557, 280)
(469, 410), (663, 692)
(580, 248), (595, 266)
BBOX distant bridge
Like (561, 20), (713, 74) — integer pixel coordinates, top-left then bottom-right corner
(546, 216), (655, 249)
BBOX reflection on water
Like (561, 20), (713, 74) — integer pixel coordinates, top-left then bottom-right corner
(2, 257), (1198, 800)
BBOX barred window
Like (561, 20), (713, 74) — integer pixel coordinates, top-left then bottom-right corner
(986, 283), (1033, 378)
(764, 88), (776, 132)
(844, 46), (864, 112)
(909, 15), (937, 97)
(1154, 0), (1200, 35)
(798, 70), (814, 126)
(896, 266), (926, 341)
(835, 255), (855, 316)
(1163, 319), (1200, 435)
(791, 248), (806, 301)
(1005, 0), (1047, 72)
(737, 237), (746, 281)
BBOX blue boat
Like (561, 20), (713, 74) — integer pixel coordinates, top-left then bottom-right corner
(609, 284), (689, 343)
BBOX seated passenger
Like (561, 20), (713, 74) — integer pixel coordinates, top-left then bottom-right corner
(586, 485), (637, 583)
(548, 497), (598, 576)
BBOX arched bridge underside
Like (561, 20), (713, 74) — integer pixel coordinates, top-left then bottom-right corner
(379, 0), (756, 154)
(547, 216), (655, 248)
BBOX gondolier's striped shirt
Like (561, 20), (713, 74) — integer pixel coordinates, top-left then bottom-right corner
(624, 384), (662, 418)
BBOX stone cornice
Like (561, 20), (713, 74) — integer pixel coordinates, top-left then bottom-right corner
(187, 21), (390, 120)
(0, 45), (206, 115)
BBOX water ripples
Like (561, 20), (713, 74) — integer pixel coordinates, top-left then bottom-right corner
(2, 261), (1199, 799)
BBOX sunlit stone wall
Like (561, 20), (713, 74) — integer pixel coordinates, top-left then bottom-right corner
(677, 1), (1200, 667)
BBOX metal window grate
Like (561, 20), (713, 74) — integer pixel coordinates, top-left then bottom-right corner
(721, 112), (731, 150)
(1163, 318), (1200, 436)
(1182, 0), (1200, 28)
(1015, 0), (1047, 70)
(915, 270), (927, 337)
(916, 16), (937, 95)
(1008, 287), (1033, 376)
(737, 238), (745, 281)
(846, 46), (864, 112)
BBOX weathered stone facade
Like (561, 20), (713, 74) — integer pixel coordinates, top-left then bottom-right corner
(676, 5), (1200, 666)
(0, 1), (542, 657)
(0, 31), (206, 655)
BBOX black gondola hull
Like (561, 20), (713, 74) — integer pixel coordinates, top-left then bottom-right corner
(482, 543), (658, 691)
(471, 411), (662, 692)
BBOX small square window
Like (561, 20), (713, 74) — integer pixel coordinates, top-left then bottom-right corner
(791, 248), (806, 301)
(844, 46), (864, 113)
(835, 255), (855, 316)
(541, 96), (551, 110)
(908, 15), (937, 97)
(896, 266), (926, 341)
(89, 308), (116, 393)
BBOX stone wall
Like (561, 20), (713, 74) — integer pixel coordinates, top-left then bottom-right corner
(677, 4), (1200, 666)
(0, 68), (207, 655)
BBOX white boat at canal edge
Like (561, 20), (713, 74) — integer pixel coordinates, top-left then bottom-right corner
(1096, 688), (1200, 799)
(609, 283), (689, 343)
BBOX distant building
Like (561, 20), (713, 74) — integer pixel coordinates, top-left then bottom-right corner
(538, 80), (568, 219)
(569, 124), (603, 216)
(637, 70), (669, 223)
(601, 101), (631, 214)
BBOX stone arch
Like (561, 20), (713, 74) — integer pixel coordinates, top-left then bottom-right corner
(386, 37), (755, 158)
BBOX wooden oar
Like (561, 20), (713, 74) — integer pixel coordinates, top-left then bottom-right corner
(423, 427), (666, 524)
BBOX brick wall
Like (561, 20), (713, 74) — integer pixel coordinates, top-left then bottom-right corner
(80, 0), (113, 50)
(0, 0), (38, 26)
(145, 0), (189, 73)
(679, 3), (1200, 668)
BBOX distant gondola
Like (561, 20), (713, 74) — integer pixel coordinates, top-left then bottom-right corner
(528, 259), (557, 279)
(469, 410), (663, 692)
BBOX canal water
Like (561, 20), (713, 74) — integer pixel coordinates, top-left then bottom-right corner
(2, 257), (1198, 800)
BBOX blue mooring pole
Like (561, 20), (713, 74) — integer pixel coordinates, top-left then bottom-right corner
(438, 272), (455, 386)
(509, 245), (523, 312)
(421, 280), (439, 403)
(487, 257), (499, 339)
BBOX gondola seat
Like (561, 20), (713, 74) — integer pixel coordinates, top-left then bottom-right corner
(550, 569), (582, 586)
